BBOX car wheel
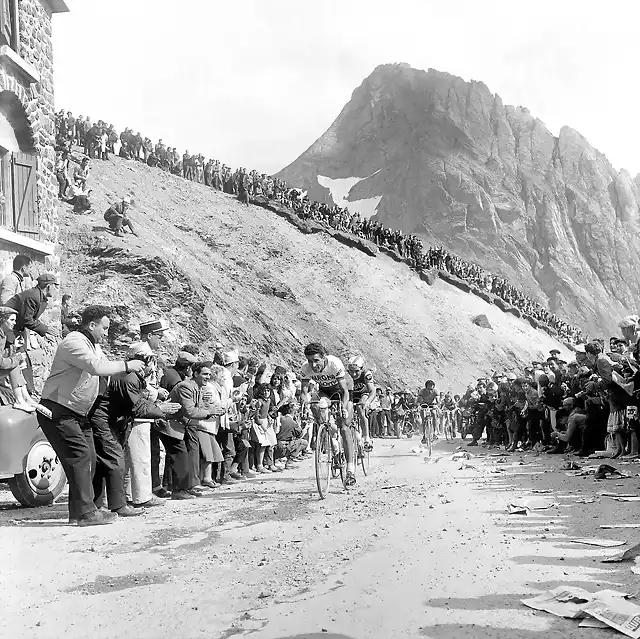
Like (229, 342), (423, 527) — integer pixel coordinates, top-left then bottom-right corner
(7, 431), (67, 507)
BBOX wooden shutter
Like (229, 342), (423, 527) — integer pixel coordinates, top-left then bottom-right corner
(12, 152), (38, 237)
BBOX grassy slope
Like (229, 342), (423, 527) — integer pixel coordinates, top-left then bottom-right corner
(59, 155), (569, 393)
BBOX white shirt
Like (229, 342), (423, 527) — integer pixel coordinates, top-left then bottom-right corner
(301, 355), (346, 389)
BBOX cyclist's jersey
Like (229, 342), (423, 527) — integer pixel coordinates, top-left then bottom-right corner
(301, 355), (347, 397)
(349, 370), (374, 402)
(417, 388), (438, 406)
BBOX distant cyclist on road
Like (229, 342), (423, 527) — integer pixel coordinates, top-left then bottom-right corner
(300, 342), (357, 487)
(347, 355), (376, 452)
(417, 380), (438, 445)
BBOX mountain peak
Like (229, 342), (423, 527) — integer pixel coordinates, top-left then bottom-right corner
(276, 64), (639, 335)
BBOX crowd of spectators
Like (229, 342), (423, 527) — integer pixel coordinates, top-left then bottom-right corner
(54, 109), (583, 343)
(33, 310), (313, 526)
(396, 315), (640, 460)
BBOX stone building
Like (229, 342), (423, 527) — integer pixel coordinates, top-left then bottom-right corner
(0, 0), (68, 389)
(0, 0), (67, 275)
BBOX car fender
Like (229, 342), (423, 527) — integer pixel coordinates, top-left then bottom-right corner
(0, 406), (40, 477)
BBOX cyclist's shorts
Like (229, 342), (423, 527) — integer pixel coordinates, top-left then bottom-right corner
(318, 386), (344, 401)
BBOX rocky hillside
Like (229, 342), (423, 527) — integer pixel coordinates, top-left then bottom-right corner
(276, 63), (640, 336)
(58, 156), (569, 392)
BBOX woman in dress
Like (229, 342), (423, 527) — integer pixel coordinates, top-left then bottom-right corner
(0, 306), (37, 412)
(197, 363), (226, 487)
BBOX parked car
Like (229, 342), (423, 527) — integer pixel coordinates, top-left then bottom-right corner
(0, 405), (66, 506)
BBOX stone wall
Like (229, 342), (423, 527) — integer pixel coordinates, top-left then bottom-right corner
(18, 0), (58, 249)
(0, 0), (62, 391)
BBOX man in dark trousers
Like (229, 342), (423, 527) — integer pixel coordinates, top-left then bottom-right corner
(37, 305), (145, 526)
(151, 350), (196, 497)
(92, 347), (180, 515)
(7, 273), (60, 391)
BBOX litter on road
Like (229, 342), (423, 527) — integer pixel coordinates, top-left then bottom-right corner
(602, 542), (640, 563)
(570, 538), (626, 548)
(522, 587), (640, 637)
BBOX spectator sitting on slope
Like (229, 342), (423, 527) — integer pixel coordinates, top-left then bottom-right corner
(103, 196), (138, 237)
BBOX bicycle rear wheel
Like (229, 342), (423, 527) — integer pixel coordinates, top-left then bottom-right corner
(315, 424), (332, 499)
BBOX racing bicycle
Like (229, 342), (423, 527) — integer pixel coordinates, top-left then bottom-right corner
(419, 404), (437, 457)
(314, 397), (367, 499)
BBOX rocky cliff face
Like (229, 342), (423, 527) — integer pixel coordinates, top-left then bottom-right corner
(276, 63), (640, 336)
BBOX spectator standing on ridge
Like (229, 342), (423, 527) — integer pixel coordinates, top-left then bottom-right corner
(37, 305), (146, 526)
(0, 254), (32, 304)
(55, 150), (70, 198)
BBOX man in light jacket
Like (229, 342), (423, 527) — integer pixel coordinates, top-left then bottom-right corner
(37, 305), (145, 527)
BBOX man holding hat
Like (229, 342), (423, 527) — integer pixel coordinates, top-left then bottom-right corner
(123, 319), (169, 508)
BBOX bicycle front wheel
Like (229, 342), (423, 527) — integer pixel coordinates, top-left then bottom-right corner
(315, 424), (332, 499)
(426, 420), (433, 457)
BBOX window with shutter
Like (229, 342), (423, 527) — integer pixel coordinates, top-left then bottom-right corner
(0, 0), (16, 51)
(11, 151), (38, 238)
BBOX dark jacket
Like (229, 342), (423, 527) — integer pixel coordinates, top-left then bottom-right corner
(92, 371), (165, 445)
(160, 367), (183, 393)
(6, 286), (49, 336)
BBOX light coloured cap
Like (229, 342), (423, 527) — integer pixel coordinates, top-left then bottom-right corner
(223, 349), (239, 365)
(127, 342), (151, 359)
(175, 351), (196, 365)
(619, 315), (639, 329)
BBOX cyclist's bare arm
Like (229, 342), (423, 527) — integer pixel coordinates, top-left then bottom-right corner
(363, 380), (376, 409)
(338, 377), (350, 418)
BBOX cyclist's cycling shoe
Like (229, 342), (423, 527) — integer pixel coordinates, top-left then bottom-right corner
(332, 453), (345, 470)
(364, 441), (374, 453)
(344, 471), (356, 487)
(421, 437), (428, 445)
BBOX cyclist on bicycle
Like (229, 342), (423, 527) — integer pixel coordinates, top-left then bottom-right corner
(300, 342), (357, 486)
(347, 355), (376, 452)
(417, 380), (438, 445)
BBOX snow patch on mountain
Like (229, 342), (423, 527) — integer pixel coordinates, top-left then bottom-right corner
(317, 174), (382, 219)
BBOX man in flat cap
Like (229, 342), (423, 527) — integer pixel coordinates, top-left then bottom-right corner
(123, 319), (169, 508)
(7, 273), (60, 391)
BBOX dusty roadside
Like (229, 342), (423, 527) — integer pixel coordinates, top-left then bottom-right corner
(1, 439), (639, 639)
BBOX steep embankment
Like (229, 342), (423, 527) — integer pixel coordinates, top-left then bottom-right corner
(59, 155), (569, 392)
(276, 63), (640, 336)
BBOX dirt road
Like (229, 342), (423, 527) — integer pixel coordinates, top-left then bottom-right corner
(1, 439), (638, 639)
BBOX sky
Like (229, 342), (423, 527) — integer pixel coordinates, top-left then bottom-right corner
(52, 0), (640, 176)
